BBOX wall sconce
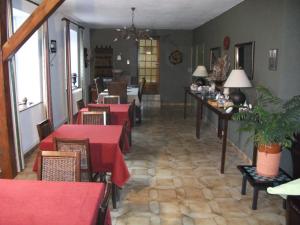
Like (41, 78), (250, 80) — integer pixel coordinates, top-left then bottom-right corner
(50, 40), (56, 53)
(126, 59), (130, 65)
(117, 53), (122, 61)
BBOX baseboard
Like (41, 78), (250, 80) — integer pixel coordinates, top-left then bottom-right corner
(24, 143), (39, 159)
(161, 102), (191, 106)
(204, 117), (252, 164)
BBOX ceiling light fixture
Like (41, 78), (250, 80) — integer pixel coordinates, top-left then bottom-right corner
(113, 7), (152, 42)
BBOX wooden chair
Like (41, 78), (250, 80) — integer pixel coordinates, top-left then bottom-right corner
(77, 99), (85, 111)
(94, 77), (104, 95)
(138, 77), (146, 102)
(88, 105), (111, 125)
(81, 111), (107, 125)
(103, 95), (120, 104)
(37, 119), (53, 141)
(97, 183), (112, 225)
(108, 81), (127, 103)
(54, 138), (92, 181)
(37, 151), (81, 182)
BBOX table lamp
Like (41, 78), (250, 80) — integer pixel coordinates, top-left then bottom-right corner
(192, 65), (208, 85)
(223, 69), (252, 105)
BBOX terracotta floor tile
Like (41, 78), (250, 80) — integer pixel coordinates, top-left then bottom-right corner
(16, 106), (286, 225)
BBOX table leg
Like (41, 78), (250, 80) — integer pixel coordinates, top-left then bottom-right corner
(241, 174), (247, 195)
(196, 100), (202, 139)
(220, 119), (228, 173)
(217, 116), (222, 139)
(112, 183), (118, 209)
(252, 187), (259, 210)
(184, 89), (188, 119)
(252, 145), (258, 166)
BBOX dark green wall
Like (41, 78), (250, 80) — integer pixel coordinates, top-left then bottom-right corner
(90, 29), (193, 103)
(193, 0), (300, 175)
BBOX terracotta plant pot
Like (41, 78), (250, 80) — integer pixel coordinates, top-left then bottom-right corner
(256, 144), (281, 177)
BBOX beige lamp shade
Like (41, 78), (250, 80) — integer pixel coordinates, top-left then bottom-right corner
(192, 65), (208, 77)
(223, 69), (252, 88)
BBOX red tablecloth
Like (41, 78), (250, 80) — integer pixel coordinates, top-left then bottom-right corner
(0, 179), (111, 225)
(33, 125), (130, 187)
(77, 104), (131, 128)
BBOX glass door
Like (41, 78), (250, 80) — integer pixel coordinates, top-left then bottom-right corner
(138, 39), (160, 94)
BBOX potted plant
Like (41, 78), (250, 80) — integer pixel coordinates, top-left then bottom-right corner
(234, 86), (300, 177)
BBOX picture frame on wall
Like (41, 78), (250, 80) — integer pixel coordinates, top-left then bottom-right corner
(209, 47), (221, 70)
(268, 49), (278, 71)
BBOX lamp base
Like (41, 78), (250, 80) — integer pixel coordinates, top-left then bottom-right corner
(230, 89), (246, 106)
(194, 77), (207, 86)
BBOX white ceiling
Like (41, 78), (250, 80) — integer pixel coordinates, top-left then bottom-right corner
(59, 0), (244, 30)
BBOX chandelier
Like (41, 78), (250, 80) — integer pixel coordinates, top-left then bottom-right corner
(113, 7), (152, 42)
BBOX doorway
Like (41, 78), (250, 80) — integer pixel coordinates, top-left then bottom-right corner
(138, 39), (160, 94)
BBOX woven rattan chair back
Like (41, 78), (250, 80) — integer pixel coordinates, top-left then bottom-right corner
(77, 99), (85, 111)
(88, 105), (111, 125)
(82, 111), (106, 125)
(103, 95), (120, 104)
(37, 151), (80, 182)
(108, 81), (127, 103)
(54, 137), (92, 181)
(37, 119), (53, 141)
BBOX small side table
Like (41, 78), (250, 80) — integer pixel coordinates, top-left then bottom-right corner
(237, 165), (292, 210)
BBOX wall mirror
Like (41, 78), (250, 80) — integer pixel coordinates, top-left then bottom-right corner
(209, 47), (221, 70)
(234, 41), (255, 80)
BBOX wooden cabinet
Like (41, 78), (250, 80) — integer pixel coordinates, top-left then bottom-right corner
(94, 46), (113, 78)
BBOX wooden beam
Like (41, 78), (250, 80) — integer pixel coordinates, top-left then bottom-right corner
(0, 0), (64, 178)
(2, 0), (65, 61)
(0, 0), (17, 178)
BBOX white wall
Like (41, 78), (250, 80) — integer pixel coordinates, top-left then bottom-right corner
(47, 10), (68, 128)
(47, 10), (91, 127)
(19, 103), (46, 153)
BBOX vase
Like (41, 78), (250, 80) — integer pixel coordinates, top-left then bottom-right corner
(256, 144), (281, 177)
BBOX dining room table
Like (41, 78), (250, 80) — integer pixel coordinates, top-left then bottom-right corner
(0, 179), (111, 225)
(98, 87), (140, 106)
(78, 103), (131, 128)
(32, 124), (130, 187)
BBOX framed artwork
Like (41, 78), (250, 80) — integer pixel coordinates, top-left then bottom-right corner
(169, 50), (183, 65)
(209, 47), (221, 70)
(234, 41), (255, 80)
(268, 49), (278, 71)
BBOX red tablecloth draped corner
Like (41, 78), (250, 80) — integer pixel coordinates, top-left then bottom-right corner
(33, 125), (130, 187)
(0, 179), (112, 225)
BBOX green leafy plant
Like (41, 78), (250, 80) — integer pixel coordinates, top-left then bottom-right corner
(233, 86), (300, 148)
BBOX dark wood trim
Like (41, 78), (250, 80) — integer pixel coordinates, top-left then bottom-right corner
(25, 0), (39, 6)
(64, 20), (73, 123)
(43, 22), (53, 123)
(0, 0), (17, 178)
(2, 0), (65, 61)
(61, 17), (84, 30)
(24, 143), (39, 159)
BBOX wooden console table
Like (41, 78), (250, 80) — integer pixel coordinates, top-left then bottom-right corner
(184, 87), (233, 173)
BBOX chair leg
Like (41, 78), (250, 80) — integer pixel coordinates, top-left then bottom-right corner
(112, 183), (117, 209)
(252, 187), (259, 210)
(241, 174), (247, 195)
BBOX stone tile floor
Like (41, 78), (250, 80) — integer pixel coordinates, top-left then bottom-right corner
(16, 106), (286, 225)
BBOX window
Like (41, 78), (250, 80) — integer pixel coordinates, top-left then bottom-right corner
(70, 28), (79, 89)
(12, 7), (43, 106)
